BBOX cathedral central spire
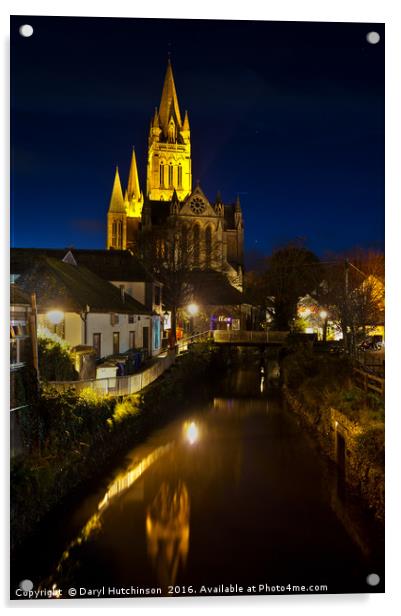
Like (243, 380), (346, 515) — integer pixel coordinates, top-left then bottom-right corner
(158, 59), (182, 137)
(146, 59), (192, 201)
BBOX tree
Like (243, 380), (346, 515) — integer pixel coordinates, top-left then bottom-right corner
(263, 241), (322, 330)
(313, 250), (384, 352)
(138, 216), (222, 346)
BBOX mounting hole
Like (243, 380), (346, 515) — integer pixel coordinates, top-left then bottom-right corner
(366, 573), (380, 586)
(19, 24), (34, 38)
(19, 579), (34, 591)
(366, 31), (380, 45)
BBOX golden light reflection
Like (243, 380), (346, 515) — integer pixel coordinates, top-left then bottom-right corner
(183, 421), (199, 445)
(41, 441), (174, 589)
(146, 481), (190, 587)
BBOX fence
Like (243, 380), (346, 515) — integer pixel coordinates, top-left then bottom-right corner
(48, 351), (176, 397)
(353, 366), (385, 397)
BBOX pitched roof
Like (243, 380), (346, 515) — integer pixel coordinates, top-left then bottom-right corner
(188, 270), (244, 306)
(10, 284), (31, 306)
(11, 248), (156, 283)
(16, 256), (150, 315)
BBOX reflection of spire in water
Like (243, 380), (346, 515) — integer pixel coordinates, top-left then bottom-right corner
(146, 481), (190, 587)
(41, 441), (174, 589)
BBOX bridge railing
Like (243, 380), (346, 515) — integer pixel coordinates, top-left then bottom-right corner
(211, 330), (289, 344)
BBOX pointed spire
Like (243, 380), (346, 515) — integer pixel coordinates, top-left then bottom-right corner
(182, 109), (190, 131)
(235, 194), (241, 211)
(159, 59), (182, 137)
(108, 167), (125, 213)
(152, 107), (160, 128)
(171, 188), (179, 204)
(126, 148), (141, 201)
(215, 190), (223, 204)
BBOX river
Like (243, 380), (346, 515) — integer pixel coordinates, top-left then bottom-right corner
(12, 361), (384, 598)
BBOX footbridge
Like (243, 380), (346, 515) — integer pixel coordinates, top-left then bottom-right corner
(177, 330), (289, 353)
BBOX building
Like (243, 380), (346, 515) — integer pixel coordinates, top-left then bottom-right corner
(106, 59), (245, 292)
(10, 285), (38, 456)
(13, 254), (158, 359)
(11, 248), (165, 356)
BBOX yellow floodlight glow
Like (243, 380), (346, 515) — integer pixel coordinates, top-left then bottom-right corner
(187, 303), (199, 316)
(46, 309), (65, 325)
(183, 421), (199, 445)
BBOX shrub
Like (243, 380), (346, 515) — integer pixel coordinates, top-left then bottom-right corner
(38, 337), (78, 382)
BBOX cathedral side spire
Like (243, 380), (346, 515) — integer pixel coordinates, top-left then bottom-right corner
(107, 167), (127, 250)
(127, 148), (141, 201)
(108, 167), (125, 213)
(159, 59), (182, 137)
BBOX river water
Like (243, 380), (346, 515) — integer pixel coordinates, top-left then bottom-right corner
(12, 363), (384, 598)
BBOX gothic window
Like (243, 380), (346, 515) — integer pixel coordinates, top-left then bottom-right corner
(160, 162), (165, 187)
(169, 164), (173, 187)
(112, 221), (117, 246)
(181, 224), (189, 260)
(117, 220), (123, 248)
(205, 225), (212, 268)
(178, 164), (182, 188)
(193, 224), (200, 267)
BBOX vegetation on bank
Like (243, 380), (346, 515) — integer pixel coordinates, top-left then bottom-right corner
(11, 343), (222, 550)
(282, 344), (384, 519)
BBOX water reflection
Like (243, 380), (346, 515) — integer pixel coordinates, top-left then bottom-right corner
(183, 421), (200, 445)
(42, 441), (174, 588)
(146, 481), (190, 586)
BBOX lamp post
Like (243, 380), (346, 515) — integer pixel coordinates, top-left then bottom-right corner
(187, 303), (199, 336)
(319, 309), (328, 342)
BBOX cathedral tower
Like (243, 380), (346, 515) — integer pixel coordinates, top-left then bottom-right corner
(146, 59), (192, 201)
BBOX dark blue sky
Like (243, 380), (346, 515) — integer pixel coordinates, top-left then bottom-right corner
(11, 16), (384, 260)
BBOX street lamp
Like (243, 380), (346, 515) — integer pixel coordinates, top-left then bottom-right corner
(319, 310), (329, 342)
(187, 303), (199, 316)
(46, 309), (65, 325)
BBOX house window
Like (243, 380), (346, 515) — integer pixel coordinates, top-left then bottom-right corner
(129, 331), (136, 349)
(178, 164), (182, 188)
(128, 315), (135, 324)
(113, 332), (120, 355)
(111, 313), (119, 326)
(93, 333), (101, 359)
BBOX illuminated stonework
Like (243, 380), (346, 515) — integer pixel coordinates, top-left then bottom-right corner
(106, 59), (244, 290)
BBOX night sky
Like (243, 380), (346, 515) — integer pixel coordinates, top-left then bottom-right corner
(10, 16), (384, 262)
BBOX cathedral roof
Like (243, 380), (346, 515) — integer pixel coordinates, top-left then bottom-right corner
(187, 270), (245, 306)
(158, 59), (182, 137)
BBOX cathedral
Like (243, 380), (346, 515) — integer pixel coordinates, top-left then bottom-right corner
(106, 59), (244, 291)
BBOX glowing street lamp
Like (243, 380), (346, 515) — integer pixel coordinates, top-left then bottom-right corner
(187, 303), (199, 316)
(319, 310), (328, 320)
(46, 309), (65, 325)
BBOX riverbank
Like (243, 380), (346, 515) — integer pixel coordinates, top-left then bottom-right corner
(281, 346), (384, 523)
(11, 343), (225, 551)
